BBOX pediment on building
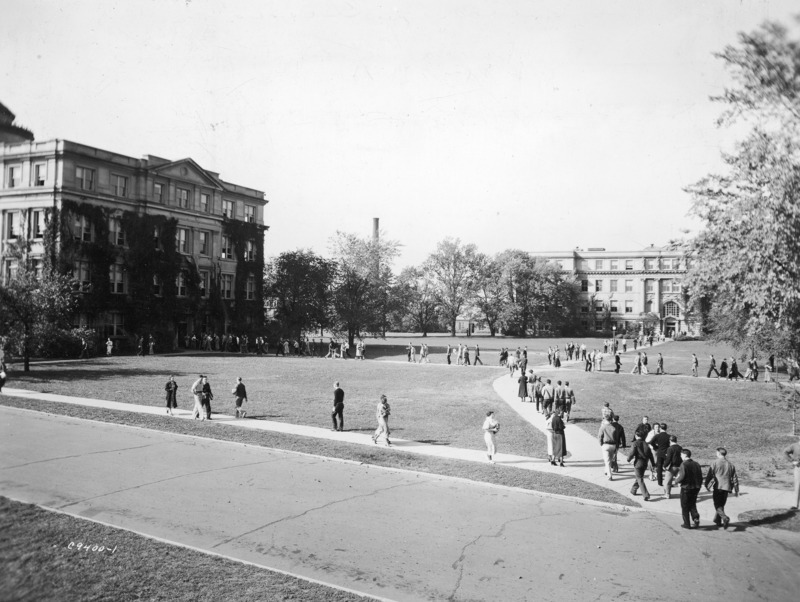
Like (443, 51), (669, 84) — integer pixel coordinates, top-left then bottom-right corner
(151, 158), (223, 189)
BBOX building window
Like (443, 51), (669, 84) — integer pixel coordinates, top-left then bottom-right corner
(671, 258), (681, 270)
(246, 274), (256, 300)
(5, 211), (19, 238)
(645, 280), (654, 293)
(661, 279), (681, 293)
(108, 217), (125, 246)
(595, 279), (602, 292)
(152, 274), (162, 296)
(153, 225), (161, 250)
(625, 259), (633, 271)
(609, 279), (618, 292)
(221, 235), (233, 259)
(113, 174), (128, 197)
(74, 215), (93, 242)
(580, 279), (589, 292)
(644, 258), (655, 270)
(110, 263), (125, 294)
(176, 272), (187, 297)
(200, 193), (210, 213)
(625, 279), (633, 293)
(595, 302), (604, 313)
(76, 166), (95, 190)
(73, 261), (91, 292)
(221, 274), (233, 299)
(154, 182), (164, 203)
(199, 231), (209, 256)
(625, 300), (633, 313)
(222, 200), (234, 218)
(177, 188), (190, 209)
(107, 312), (125, 336)
(177, 228), (189, 253)
(30, 210), (44, 239)
(594, 259), (603, 270)
(199, 270), (209, 297)
(609, 259), (618, 270)
(664, 301), (680, 317)
(244, 240), (255, 262)
(581, 320), (589, 329)
(6, 164), (22, 188)
(645, 300), (653, 313)
(580, 305), (589, 314)
(610, 301), (618, 312)
(33, 163), (46, 186)
(244, 204), (256, 223)
(4, 259), (18, 284)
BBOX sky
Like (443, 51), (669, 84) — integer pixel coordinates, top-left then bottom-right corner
(2, 0), (798, 268)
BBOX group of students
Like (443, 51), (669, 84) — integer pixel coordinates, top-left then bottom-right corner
(598, 409), (742, 529)
(516, 371), (577, 420)
(162, 374), (249, 420)
(693, 353), (796, 382)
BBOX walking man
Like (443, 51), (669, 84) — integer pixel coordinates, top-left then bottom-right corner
(627, 432), (654, 500)
(191, 374), (204, 420)
(663, 435), (682, 499)
(650, 423), (671, 487)
(233, 377), (248, 418)
(691, 353), (699, 377)
(541, 379), (554, 415)
(474, 344), (483, 365)
(675, 448), (703, 529)
(598, 414), (618, 480)
(704, 447), (739, 528)
(372, 394), (392, 446)
(707, 355), (720, 378)
(655, 352), (664, 375)
(201, 375), (214, 420)
(783, 435), (800, 510)
(331, 381), (345, 431)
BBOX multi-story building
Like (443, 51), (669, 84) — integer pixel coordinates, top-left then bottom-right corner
(530, 246), (696, 337)
(0, 106), (268, 349)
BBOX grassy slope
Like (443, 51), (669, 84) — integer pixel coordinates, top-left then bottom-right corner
(0, 496), (365, 602)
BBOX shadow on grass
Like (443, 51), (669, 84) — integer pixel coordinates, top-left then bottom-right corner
(417, 439), (451, 446)
(13, 365), (195, 383)
(736, 508), (800, 532)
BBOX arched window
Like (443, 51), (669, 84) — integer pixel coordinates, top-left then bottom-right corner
(663, 301), (679, 317)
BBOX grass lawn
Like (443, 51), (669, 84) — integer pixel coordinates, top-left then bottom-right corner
(533, 340), (799, 488)
(0, 496), (365, 602)
(0, 355), (636, 507)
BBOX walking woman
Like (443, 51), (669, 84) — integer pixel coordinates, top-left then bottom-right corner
(517, 370), (529, 402)
(483, 410), (500, 463)
(164, 374), (178, 416)
(372, 394), (392, 446)
(548, 410), (567, 466)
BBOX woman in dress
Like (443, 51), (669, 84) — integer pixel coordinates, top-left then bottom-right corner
(545, 410), (556, 465)
(164, 374), (178, 416)
(517, 371), (529, 403)
(372, 394), (391, 446)
(550, 410), (567, 466)
(482, 410), (499, 463)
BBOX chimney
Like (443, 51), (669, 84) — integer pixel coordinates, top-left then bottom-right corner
(373, 218), (379, 241)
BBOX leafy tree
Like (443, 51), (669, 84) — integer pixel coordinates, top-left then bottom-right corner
(329, 231), (399, 345)
(685, 18), (800, 358)
(0, 259), (77, 372)
(393, 266), (441, 335)
(264, 250), (336, 339)
(473, 253), (507, 336)
(424, 238), (481, 336)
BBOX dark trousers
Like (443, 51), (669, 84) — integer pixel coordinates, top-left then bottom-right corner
(707, 367), (719, 377)
(630, 460), (650, 499)
(543, 399), (553, 414)
(535, 395), (542, 412)
(656, 455), (667, 486)
(474, 357), (483, 365)
(712, 489), (730, 523)
(680, 487), (700, 526)
(332, 405), (344, 430)
(201, 399), (211, 419)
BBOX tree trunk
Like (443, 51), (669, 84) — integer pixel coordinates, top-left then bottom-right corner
(450, 320), (456, 336)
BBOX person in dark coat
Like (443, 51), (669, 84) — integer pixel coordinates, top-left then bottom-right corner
(517, 372), (528, 402)
(627, 432), (654, 501)
(164, 375), (178, 416)
(675, 448), (704, 528)
(201, 376), (214, 420)
(719, 358), (728, 378)
(331, 381), (345, 431)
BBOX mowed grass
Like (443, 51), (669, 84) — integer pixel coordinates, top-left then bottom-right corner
(531, 341), (798, 487)
(0, 496), (365, 602)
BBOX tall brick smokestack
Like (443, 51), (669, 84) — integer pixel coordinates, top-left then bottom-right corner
(373, 217), (379, 241)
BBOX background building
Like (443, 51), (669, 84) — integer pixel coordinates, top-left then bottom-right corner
(1, 106), (268, 349)
(530, 246), (696, 337)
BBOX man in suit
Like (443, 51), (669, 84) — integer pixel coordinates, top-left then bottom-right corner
(650, 423), (672, 486)
(626, 432), (654, 500)
(704, 447), (740, 528)
(663, 435), (683, 499)
(331, 381), (345, 431)
(675, 448), (704, 529)
(707, 354), (720, 378)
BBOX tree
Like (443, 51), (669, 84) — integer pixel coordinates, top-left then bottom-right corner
(685, 18), (800, 358)
(0, 261), (77, 372)
(264, 250), (336, 339)
(424, 238), (481, 336)
(472, 253), (507, 336)
(393, 266), (441, 335)
(329, 231), (399, 345)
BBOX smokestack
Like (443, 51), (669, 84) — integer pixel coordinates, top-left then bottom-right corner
(373, 217), (379, 241)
